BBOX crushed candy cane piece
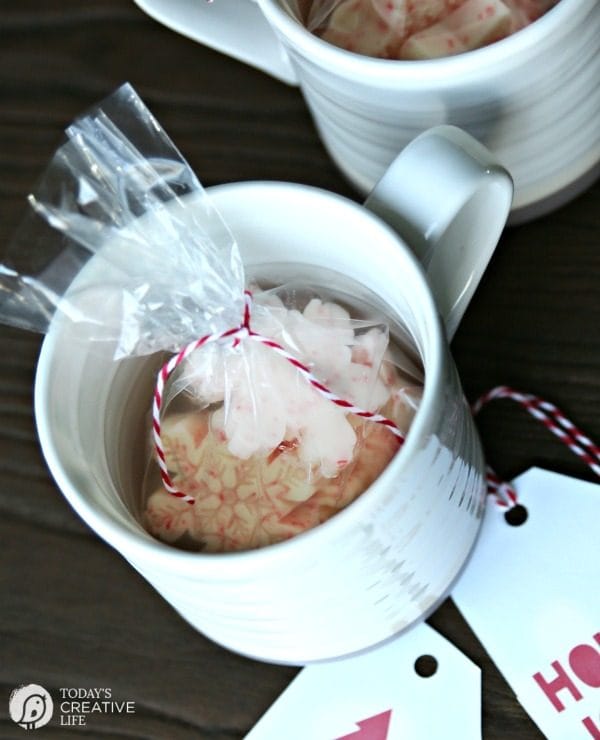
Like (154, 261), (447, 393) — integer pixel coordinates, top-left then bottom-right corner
(319, 0), (409, 58)
(400, 0), (512, 60)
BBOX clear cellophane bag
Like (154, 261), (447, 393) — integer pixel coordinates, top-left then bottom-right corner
(0, 83), (423, 552)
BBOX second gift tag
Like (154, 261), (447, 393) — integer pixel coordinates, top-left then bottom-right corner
(245, 621), (481, 739)
(452, 467), (600, 740)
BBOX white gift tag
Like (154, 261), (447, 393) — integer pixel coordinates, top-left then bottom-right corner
(245, 622), (481, 739)
(452, 467), (600, 740)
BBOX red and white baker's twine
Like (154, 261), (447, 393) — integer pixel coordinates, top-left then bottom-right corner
(472, 386), (600, 508)
(152, 291), (405, 504)
(153, 294), (600, 509)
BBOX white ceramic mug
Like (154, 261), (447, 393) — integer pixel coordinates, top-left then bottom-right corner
(133, 0), (599, 223)
(34, 126), (512, 663)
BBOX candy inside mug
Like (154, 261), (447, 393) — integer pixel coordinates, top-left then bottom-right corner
(141, 274), (425, 554)
(289, 0), (559, 59)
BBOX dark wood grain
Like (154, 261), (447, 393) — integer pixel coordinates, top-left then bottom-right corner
(0, 1), (598, 738)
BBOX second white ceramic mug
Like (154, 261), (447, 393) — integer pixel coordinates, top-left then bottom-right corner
(134, 0), (599, 223)
(35, 127), (512, 663)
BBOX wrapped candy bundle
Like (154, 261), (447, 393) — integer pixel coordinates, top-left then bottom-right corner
(0, 84), (423, 553)
(145, 287), (423, 551)
(292, 0), (559, 59)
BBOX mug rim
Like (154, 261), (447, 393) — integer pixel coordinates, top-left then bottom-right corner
(34, 179), (445, 570)
(262, 0), (586, 81)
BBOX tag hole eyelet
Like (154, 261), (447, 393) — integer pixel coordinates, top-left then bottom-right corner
(504, 504), (528, 527)
(414, 654), (438, 678)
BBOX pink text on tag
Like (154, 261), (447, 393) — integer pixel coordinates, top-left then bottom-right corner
(532, 632), (600, 738)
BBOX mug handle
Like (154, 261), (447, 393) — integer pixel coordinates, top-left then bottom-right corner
(364, 125), (513, 340)
(133, 0), (298, 85)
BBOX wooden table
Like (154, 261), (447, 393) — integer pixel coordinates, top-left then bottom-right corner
(1, 2), (598, 737)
